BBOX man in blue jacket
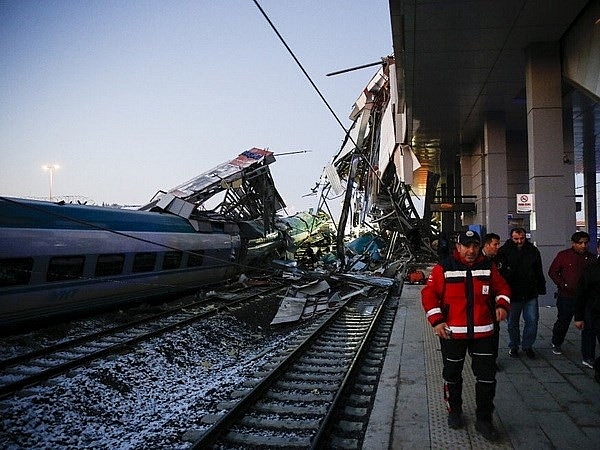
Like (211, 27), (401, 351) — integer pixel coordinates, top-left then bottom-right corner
(497, 227), (547, 359)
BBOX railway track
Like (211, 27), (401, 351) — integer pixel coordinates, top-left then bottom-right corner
(0, 283), (286, 399)
(191, 283), (397, 449)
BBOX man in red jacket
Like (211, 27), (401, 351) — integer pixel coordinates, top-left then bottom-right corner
(422, 230), (510, 441)
(548, 231), (596, 366)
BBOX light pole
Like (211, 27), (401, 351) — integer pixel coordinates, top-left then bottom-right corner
(42, 164), (60, 201)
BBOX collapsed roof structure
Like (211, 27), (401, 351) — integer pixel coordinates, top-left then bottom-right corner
(318, 56), (437, 266)
(140, 148), (333, 267)
(140, 58), (438, 275)
(141, 148), (285, 234)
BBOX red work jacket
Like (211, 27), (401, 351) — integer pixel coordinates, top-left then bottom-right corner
(422, 250), (511, 339)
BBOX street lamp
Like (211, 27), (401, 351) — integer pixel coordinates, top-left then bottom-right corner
(42, 164), (60, 201)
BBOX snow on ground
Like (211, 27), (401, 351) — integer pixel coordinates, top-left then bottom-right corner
(0, 300), (306, 449)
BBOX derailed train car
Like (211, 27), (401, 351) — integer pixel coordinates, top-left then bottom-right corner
(0, 197), (242, 331)
(0, 148), (294, 332)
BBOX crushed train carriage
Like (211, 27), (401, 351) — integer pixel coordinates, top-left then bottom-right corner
(0, 149), (326, 330)
(0, 57), (444, 330)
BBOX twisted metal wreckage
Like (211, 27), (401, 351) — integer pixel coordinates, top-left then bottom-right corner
(141, 57), (439, 322)
(143, 57), (440, 277)
(318, 56), (438, 271)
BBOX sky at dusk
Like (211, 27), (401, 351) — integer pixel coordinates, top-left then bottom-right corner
(0, 1), (392, 213)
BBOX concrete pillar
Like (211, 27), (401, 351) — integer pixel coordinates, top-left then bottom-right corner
(525, 42), (574, 306)
(582, 98), (598, 250)
(460, 153), (473, 230)
(483, 112), (509, 237)
(470, 142), (484, 228)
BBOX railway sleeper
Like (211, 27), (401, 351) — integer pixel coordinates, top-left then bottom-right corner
(346, 393), (372, 407)
(290, 363), (346, 374)
(253, 400), (329, 416)
(1, 365), (44, 376)
(335, 419), (367, 434)
(259, 360), (287, 371)
(25, 358), (62, 368)
(282, 371), (342, 383)
(325, 324), (371, 330)
(298, 355), (350, 366)
(327, 327), (367, 335)
(313, 330), (364, 344)
(266, 389), (335, 403)
(362, 355), (385, 366)
(368, 333), (388, 345)
(249, 369), (274, 378)
(349, 383), (376, 396)
(241, 378), (262, 388)
(239, 414), (321, 431)
(328, 435), (360, 450)
(355, 373), (378, 384)
(200, 413), (226, 424)
(359, 365), (382, 375)
(215, 399), (241, 411)
(222, 428), (312, 448)
(227, 387), (252, 399)
(341, 405), (369, 418)
(275, 379), (338, 391)
(366, 348), (386, 357)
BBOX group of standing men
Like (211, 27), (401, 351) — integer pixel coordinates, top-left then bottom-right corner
(422, 227), (600, 441)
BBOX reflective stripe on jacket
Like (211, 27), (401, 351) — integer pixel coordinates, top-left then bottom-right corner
(422, 250), (511, 339)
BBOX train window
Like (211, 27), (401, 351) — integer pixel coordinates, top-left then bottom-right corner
(95, 254), (125, 277)
(162, 251), (182, 270)
(0, 258), (33, 286)
(187, 250), (204, 267)
(47, 255), (85, 282)
(132, 252), (156, 273)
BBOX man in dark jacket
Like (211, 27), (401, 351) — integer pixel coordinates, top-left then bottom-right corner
(497, 227), (547, 359)
(574, 258), (600, 382)
(548, 231), (596, 366)
(482, 233), (502, 362)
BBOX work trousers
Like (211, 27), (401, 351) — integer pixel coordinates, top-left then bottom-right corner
(552, 296), (597, 360)
(583, 306), (598, 361)
(440, 335), (497, 421)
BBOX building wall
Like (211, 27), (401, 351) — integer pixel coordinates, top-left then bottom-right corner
(563, 2), (600, 99)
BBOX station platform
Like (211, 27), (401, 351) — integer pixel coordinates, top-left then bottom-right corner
(364, 282), (600, 449)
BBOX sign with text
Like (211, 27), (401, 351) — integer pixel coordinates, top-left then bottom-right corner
(517, 193), (534, 213)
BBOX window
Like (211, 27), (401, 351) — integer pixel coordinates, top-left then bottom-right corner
(132, 252), (156, 273)
(0, 258), (33, 286)
(162, 251), (182, 270)
(95, 254), (125, 277)
(187, 250), (204, 267)
(47, 255), (85, 282)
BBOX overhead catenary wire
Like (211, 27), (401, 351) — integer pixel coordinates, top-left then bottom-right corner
(250, 1), (419, 262)
(251, 1), (395, 190)
(252, 0), (351, 139)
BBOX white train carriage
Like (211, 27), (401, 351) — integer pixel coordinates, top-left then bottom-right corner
(0, 197), (241, 330)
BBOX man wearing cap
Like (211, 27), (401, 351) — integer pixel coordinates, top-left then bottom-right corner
(422, 230), (511, 441)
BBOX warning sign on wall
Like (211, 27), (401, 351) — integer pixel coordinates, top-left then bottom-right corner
(517, 193), (534, 213)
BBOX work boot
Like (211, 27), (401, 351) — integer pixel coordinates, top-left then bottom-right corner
(447, 410), (464, 429)
(475, 419), (499, 441)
